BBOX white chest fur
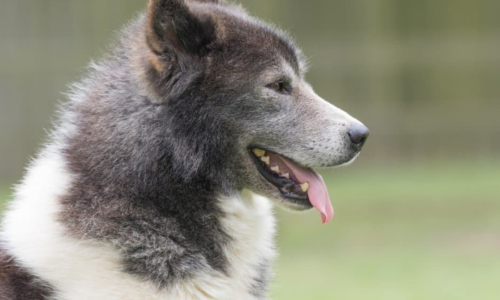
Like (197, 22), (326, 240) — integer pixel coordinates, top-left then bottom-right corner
(1, 150), (276, 300)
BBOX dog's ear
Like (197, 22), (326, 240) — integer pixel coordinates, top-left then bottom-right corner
(146, 0), (216, 57)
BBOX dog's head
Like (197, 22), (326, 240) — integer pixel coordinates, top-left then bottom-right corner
(141, 0), (369, 223)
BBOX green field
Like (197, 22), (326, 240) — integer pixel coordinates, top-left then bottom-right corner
(273, 160), (500, 300)
(1, 161), (499, 299)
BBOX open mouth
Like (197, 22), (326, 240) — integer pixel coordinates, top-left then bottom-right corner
(250, 148), (334, 224)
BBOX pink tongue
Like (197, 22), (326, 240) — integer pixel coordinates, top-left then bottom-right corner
(281, 158), (334, 224)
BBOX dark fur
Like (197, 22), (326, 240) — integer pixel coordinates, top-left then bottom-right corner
(59, 0), (299, 292)
(2, 0), (318, 298)
(0, 250), (54, 300)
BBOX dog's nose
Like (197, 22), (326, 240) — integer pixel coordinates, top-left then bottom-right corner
(348, 124), (369, 150)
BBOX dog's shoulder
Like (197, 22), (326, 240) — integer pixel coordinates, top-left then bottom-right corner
(0, 250), (54, 300)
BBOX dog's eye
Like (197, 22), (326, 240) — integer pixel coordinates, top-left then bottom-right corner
(267, 80), (291, 94)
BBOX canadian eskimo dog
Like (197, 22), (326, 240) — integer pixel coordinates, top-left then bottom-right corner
(0, 0), (369, 299)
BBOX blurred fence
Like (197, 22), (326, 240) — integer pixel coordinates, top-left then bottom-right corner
(1, 0), (500, 183)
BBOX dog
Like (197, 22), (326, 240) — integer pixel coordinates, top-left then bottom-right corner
(0, 0), (369, 299)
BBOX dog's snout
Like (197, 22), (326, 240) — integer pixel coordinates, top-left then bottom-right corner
(348, 124), (369, 150)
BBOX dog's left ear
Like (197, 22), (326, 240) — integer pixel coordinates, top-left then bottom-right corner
(146, 0), (216, 57)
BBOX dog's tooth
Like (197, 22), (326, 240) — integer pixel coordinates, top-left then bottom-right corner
(271, 166), (280, 173)
(300, 182), (310, 192)
(283, 173), (290, 179)
(252, 149), (266, 157)
(261, 156), (270, 165)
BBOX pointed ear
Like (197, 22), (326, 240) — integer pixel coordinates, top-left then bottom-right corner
(146, 0), (216, 57)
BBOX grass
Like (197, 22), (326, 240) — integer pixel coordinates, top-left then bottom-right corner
(1, 160), (499, 299)
(272, 160), (500, 300)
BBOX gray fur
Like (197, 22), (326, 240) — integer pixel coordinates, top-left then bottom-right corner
(1, 0), (367, 298)
(250, 261), (273, 299)
(58, 1), (312, 288)
(0, 249), (54, 300)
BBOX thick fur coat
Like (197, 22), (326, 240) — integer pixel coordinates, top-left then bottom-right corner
(0, 1), (368, 299)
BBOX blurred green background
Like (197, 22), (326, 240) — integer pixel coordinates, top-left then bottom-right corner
(0, 0), (499, 299)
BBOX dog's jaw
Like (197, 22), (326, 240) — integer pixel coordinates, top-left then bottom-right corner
(249, 148), (334, 223)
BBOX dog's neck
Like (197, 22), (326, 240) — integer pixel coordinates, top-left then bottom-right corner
(2, 146), (276, 300)
(58, 107), (245, 289)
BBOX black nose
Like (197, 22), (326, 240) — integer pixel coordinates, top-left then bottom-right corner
(348, 124), (369, 150)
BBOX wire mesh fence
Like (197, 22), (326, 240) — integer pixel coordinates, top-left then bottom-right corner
(1, 0), (499, 182)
